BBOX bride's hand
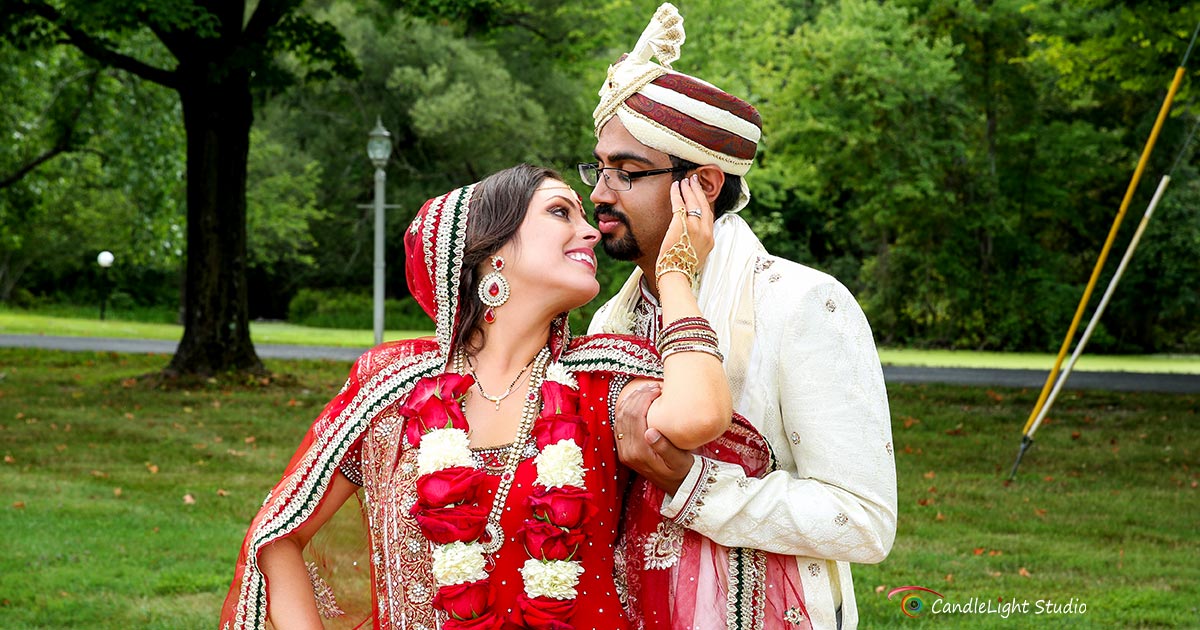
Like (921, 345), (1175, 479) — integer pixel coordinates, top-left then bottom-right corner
(656, 176), (715, 271)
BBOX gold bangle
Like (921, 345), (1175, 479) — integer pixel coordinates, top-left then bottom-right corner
(658, 330), (719, 348)
(661, 344), (724, 362)
(659, 335), (720, 353)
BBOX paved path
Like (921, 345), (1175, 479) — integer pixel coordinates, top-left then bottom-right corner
(0, 334), (364, 362)
(2, 334), (1197, 394)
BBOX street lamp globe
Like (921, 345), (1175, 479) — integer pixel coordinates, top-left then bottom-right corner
(97, 250), (114, 268)
(367, 117), (392, 170)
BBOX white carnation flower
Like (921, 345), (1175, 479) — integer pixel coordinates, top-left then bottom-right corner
(520, 558), (583, 600)
(416, 428), (473, 475)
(535, 440), (585, 488)
(431, 541), (488, 586)
(544, 362), (578, 390)
(603, 308), (637, 335)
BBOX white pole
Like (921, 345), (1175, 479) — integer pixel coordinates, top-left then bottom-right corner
(373, 166), (386, 346)
(1026, 175), (1172, 439)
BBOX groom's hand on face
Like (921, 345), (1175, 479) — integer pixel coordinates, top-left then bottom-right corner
(614, 383), (694, 495)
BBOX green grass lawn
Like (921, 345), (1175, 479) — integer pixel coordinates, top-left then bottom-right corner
(1, 348), (1196, 628)
(4, 309), (1200, 373)
(0, 309), (425, 347)
(876, 348), (1200, 375)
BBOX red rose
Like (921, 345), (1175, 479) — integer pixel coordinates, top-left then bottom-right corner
(443, 609), (505, 630)
(512, 593), (575, 630)
(402, 374), (474, 446)
(413, 503), (488, 544)
(526, 486), (597, 530)
(518, 519), (586, 561)
(417, 466), (488, 508)
(540, 381), (579, 416)
(404, 374), (474, 414)
(405, 396), (470, 446)
(531, 413), (589, 451)
(434, 579), (492, 620)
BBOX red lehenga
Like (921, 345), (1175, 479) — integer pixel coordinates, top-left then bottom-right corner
(220, 334), (663, 630)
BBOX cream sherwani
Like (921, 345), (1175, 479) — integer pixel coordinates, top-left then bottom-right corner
(590, 215), (897, 629)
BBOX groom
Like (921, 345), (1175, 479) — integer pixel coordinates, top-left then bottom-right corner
(585, 4), (897, 629)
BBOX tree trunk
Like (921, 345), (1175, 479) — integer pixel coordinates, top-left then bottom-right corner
(166, 66), (263, 376)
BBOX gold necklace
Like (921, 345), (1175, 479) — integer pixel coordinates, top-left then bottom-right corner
(466, 353), (535, 410)
(453, 346), (550, 555)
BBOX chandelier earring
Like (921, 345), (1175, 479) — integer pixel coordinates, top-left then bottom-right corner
(478, 255), (510, 324)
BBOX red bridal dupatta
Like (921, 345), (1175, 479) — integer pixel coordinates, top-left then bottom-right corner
(220, 339), (444, 629)
(223, 182), (481, 629)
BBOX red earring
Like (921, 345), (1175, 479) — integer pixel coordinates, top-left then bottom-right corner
(478, 256), (510, 324)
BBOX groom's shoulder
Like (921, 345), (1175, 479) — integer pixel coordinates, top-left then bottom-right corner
(752, 254), (843, 299)
(749, 254), (865, 329)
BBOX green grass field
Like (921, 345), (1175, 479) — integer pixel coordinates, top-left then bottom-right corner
(1, 348), (1196, 628)
(0, 309), (424, 347)
(4, 309), (1200, 374)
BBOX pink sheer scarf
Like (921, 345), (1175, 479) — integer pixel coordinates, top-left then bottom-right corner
(620, 416), (811, 630)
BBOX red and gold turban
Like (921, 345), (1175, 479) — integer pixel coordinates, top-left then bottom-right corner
(593, 3), (761, 210)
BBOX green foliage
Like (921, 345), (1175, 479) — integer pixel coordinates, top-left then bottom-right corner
(762, 0), (970, 342)
(1106, 168), (1200, 352)
(246, 127), (327, 274)
(287, 287), (430, 330)
(256, 0), (571, 301)
(0, 39), (186, 301)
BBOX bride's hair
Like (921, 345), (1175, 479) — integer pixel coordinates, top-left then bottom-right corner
(454, 163), (564, 356)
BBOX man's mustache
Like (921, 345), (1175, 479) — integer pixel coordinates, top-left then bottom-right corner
(593, 204), (630, 227)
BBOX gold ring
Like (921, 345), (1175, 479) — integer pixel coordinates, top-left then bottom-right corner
(675, 206), (687, 214)
(616, 433), (625, 440)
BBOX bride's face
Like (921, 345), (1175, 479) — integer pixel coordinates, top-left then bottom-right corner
(494, 179), (601, 316)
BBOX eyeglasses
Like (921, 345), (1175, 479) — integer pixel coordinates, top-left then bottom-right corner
(577, 163), (689, 192)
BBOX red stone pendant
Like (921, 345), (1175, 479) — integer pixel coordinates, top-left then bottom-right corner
(488, 282), (500, 297)
(484, 307), (496, 324)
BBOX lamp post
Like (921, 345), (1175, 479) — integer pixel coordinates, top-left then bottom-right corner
(96, 250), (114, 320)
(367, 117), (393, 346)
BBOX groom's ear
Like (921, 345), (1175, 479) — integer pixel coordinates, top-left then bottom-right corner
(692, 165), (725, 206)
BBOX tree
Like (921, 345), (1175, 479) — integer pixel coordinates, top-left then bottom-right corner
(2, 0), (357, 375)
(760, 0), (969, 343)
(0, 38), (187, 304)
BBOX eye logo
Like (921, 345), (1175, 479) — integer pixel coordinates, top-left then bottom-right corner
(887, 586), (944, 618)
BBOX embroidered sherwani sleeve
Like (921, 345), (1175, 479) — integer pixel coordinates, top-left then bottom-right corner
(662, 279), (898, 562)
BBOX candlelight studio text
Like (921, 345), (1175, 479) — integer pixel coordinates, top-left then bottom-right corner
(931, 597), (1087, 618)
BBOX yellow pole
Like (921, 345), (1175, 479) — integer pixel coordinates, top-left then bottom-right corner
(1020, 67), (1185, 436)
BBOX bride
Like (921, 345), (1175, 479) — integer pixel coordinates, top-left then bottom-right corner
(220, 163), (733, 629)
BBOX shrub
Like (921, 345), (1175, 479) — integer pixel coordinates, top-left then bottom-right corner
(287, 288), (430, 331)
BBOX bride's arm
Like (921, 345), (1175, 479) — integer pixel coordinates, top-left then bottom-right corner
(624, 175), (731, 450)
(257, 472), (359, 629)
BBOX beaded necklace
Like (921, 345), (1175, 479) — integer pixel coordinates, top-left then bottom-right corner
(453, 346), (550, 553)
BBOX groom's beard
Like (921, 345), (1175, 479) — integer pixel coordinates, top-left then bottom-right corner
(594, 204), (643, 261)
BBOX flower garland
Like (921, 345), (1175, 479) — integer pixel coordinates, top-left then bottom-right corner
(405, 359), (595, 629)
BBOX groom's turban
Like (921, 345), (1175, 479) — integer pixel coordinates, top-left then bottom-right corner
(593, 3), (761, 210)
